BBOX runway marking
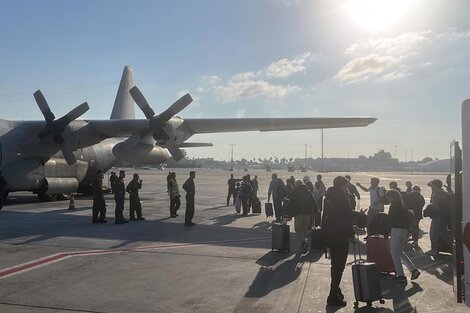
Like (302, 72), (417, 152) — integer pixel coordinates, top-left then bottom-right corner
(0, 237), (270, 280)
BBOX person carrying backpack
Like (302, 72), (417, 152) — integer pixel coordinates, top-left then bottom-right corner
(239, 175), (253, 216)
(357, 177), (387, 236)
(268, 174), (286, 221)
(291, 180), (318, 250)
(322, 176), (354, 307)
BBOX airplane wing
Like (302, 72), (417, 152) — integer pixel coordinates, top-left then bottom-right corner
(183, 117), (376, 134)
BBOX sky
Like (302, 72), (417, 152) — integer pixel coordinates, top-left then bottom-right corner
(1, 0), (469, 162)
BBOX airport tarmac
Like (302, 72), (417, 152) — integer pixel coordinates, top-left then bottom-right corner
(0, 169), (466, 313)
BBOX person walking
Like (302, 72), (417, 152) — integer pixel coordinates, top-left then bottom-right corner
(126, 173), (144, 221)
(227, 174), (240, 206)
(183, 171), (196, 226)
(291, 180), (318, 251)
(345, 175), (360, 210)
(407, 185), (425, 245)
(114, 170), (128, 224)
(252, 175), (259, 196)
(356, 177), (386, 235)
(322, 176), (354, 307)
(92, 170), (106, 223)
(239, 175), (253, 216)
(386, 190), (421, 284)
(168, 172), (181, 218)
(426, 179), (452, 256)
(315, 175), (327, 226)
(268, 174), (285, 221)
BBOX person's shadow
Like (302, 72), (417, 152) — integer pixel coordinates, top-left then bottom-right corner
(246, 256), (303, 298)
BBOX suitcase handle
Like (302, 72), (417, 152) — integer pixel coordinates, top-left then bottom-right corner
(353, 226), (362, 263)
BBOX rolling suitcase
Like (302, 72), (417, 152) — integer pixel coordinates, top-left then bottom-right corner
(265, 202), (274, 217)
(352, 228), (385, 308)
(301, 214), (326, 257)
(366, 235), (395, 273)
(252, 197), (261, 214)
(272, 222), (290, 252)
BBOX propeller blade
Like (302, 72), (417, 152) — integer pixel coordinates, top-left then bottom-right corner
(33, 90), (55, 123)
(158, 93), (193, 122)
(59, 142), (77, 165)
(66, 102), (89, 121)
(55, 102), (89, 131)
(129, 86), (155, 119)
(166, 141), (185, 161)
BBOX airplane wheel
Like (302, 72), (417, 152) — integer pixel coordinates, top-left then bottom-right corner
(37, 192), (51, 202)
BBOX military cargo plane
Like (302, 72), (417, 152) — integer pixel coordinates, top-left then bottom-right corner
(0, 66), (376, 207)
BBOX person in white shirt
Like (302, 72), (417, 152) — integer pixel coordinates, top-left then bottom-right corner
(356, 177), (386, 235)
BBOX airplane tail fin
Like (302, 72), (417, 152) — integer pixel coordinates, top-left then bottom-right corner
(110, 65), (135, 120)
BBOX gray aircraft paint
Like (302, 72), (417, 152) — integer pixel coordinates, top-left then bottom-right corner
(110, 65), (135, 120)
(0, 66), (377, 199)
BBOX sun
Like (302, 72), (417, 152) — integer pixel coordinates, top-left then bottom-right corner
(346, 0), (413, 32)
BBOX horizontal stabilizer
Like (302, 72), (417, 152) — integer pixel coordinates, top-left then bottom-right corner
(179, 142), (214, 148)
(184, 117), (376, 134)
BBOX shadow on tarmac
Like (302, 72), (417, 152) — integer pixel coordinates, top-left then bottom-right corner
(245, 257), (303, 298)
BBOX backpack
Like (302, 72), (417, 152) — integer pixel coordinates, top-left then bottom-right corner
(376, 187), (390, 205)
(276, 183), (287, 199)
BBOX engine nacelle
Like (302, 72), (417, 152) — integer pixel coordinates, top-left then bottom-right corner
(1, 158), (44, 191)
(113, 142), (170, 164)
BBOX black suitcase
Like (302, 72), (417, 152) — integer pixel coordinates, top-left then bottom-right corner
(301, 214), (326, 257)
(265, 202), (274, 217)
(272, 222), (290, 252)
(352, 227), (385, 308)
(252, 197), (261, 214)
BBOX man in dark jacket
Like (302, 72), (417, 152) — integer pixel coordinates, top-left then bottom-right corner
(322, 176), (354, 307)
(239, 175), (253, 216)
(109, 172), (117, 194)
(126, 173), (144, 221)
(183, 171), (196, 226)
(345, 175), (360, 210)
(426, 179), (452, 256)
(291, 180), (318, 250)
(114, 170), (128, 224)
(407, 185), (425, 245)
(92, 170), (106, 223)
(268, 174), (284, 221)
(227, 174), (241, 206)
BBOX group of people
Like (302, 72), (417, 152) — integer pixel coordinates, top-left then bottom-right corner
(324, 175), (450, 307)
(93, 170), (197, 227)
(94, 169), (451, 307)
(250, 172), (449, 307)
(227, 174), (259, 216)
(93, 170), (144, 224)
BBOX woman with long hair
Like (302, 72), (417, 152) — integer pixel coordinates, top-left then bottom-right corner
(386, 189), (420, 284)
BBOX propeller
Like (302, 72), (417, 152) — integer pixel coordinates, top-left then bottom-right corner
(33, 90), (89, 165)
(129, 86), (192, 161)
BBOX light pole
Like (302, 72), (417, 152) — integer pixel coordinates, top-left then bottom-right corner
(229, 144), (235, 171)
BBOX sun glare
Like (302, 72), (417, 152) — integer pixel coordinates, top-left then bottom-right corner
(346, 0), (413, 32)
